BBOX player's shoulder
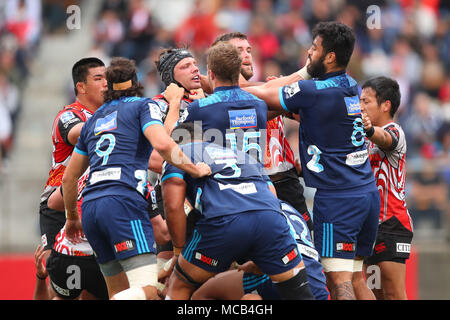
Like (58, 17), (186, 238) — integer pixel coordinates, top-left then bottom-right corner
(152, 93), (169, 110)
(384, 122), (406, 149)
(55, 102), (89, 126)
(384, 122), (405, 140)
(120, 96), (152, 105)
(312, 72), (357, 91)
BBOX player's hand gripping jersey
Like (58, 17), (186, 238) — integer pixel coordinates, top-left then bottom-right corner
(162, 142), (280, 220)
(279, 71), (374, 190)
(181, 86), (268, 164)
(153, 92), (193, 123)
(75, 96), (164, 202)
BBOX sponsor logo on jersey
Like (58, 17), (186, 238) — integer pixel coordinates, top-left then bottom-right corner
(283, 82), (301, 98)
(94, 111), (117, 135)
(51, 280), (70, 296)
(282, 247), (299, 265)
(148, 102), (163, 122)
(114, 240), (135, 253)
(346, 149), (368, 166)
(344, 95), (361, 115)
(336, 242), (356, 252)
(218, 182), (257, 195)
(396, 243), (411, 254)
(228, 109), (257, 129)
(298, 244), (319, 261)
(90, 167), (121, 184)
(195, 252), (218, 267)
(60, 113), (81, 129)
(60, 111), (76, 123)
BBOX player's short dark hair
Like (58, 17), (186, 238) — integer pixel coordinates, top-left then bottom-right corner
(211, 32), (248, 47)
(72, 57), (105, 96)
(171, 122), (203, 145)
(103, 57), (144, 103)
(311, 21), (355, 68)
(362, 76), (401, 118)
(206, 42), (242, 84)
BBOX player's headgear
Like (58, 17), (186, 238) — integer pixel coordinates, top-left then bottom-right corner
(157, 48), (193, 87)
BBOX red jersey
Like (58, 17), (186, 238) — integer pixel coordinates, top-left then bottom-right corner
(152, 93), (193, 122)
(367, 122), (413, 232)
(264, 116), (296, 175)
(40, 101), (94, 203)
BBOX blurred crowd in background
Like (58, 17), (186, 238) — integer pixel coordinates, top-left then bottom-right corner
(0, 0), (449, 235)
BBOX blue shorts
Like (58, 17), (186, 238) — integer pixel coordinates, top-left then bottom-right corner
(81, 195), (156, 264)
(182, 210), (301, 276)
(313, 183), (380, 259)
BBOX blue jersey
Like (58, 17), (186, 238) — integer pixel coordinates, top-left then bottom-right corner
(75, 96), (164, 202)
(161, 142), (279, 220)
(280, 201), (329, 300)
(183, 86), (267, 163)
(279, 71), (374, 191)
(242, 200), (329, 300)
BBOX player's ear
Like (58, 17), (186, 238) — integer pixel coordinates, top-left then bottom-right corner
(76, 81), (86, 95)
(208, 68), (215, 81)
(381, 100), (391, 114)
(325, 52), (336, 65)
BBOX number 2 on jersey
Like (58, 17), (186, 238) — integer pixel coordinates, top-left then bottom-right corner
(306, 145), (324, 173)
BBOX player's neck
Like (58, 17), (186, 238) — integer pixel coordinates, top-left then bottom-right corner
(76, 96), (100, 113)
(325, 65), (345, 75)
(376, 116), (394, 127)
(212, 80), (237, 90)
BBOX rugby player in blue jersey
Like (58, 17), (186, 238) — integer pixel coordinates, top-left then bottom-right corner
(191, 200), (329, 300)
(161, 122), (315, 300)
(61, 57), (211, 300)
(181, 41), (269, 166)
(244, 21), (380, 300)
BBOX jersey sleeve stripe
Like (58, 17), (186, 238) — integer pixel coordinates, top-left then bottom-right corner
(161, 172), (184, 183)
(278, 87), (290, 112)
(74, 147), (88, 156)
(142, 120), (164, 133)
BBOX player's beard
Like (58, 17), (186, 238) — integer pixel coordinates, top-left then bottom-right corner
(307, 53), (326, 78)
(241, 65), (253, 81)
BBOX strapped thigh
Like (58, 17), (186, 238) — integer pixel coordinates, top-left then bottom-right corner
(174, 260), (203, 290)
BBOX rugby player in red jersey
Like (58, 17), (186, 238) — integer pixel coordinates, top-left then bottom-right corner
(38, 57), (106, 262)
(356, 76), (414, 300)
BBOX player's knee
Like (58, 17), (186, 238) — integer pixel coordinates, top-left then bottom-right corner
(274, 267), (315, 300)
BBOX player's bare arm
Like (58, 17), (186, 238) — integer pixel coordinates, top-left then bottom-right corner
(161, 177), (188, 250)
(243, 84), (283, 111)
(61, 152), (89, 243)
(66, 122), (84, 146)
(143, 124), (211, 179)
(163, 83), (185, 134)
